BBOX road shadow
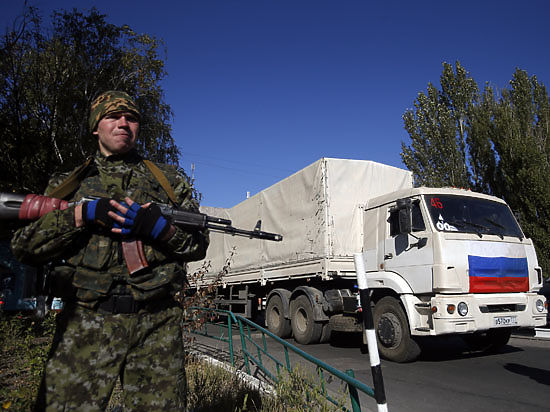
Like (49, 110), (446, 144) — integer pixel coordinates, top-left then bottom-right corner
(504, 363), (550, 386)
(327, 332), (524, 361)
(416, 336), (523, 362)
(328, 331), (364, 349)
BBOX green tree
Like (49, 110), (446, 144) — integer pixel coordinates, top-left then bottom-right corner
(401, 61), (478, 188)
(0, 6), (179, 194)
(401, 63), (550, 275)
(490, 70), (550, 272)
(465, 84), (498, 194)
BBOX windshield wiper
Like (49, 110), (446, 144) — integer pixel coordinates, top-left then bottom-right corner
(484, 218), (505, 230)
(484, 218), (505, 239)
(446, 220), (488, 238)
(483, 218), (524, 240)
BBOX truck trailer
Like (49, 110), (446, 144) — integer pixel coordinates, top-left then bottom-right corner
(188, 158), (548, 362)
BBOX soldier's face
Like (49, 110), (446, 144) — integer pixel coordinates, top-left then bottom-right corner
(94, 112), (139, 156)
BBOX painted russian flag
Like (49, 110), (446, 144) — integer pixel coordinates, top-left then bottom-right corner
(468, 255), (529, 293)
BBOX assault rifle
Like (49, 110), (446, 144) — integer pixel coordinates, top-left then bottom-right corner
(0, 192), (282, 275)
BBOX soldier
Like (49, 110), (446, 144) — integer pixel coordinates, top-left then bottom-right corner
(11, 91), (209, 411)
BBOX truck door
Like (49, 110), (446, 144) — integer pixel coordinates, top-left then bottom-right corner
(383, 198), (434, 294)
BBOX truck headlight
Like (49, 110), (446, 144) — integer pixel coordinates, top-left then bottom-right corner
(535, 299), (545, 313)
(457, 302), (468, 316)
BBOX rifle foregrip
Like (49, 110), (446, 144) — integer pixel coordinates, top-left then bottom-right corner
(18, 194), (69, 220)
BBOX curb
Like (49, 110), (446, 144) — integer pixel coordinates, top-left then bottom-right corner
(511, 327), (550, 341)
(534, 327), (550, 339)
(186, 349), (276, 396)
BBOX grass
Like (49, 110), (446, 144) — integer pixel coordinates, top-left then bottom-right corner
(185, 355), (263, 411)
(184, 354), (348, 412)
(0, 311), (55, 411)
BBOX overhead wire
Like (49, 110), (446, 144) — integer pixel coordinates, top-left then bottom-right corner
(179, 151), (295, 179)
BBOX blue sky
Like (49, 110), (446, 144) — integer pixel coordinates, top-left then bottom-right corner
(2, 1), (550, 207)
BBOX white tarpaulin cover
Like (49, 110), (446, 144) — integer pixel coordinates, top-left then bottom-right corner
(189, 158), (412, 277)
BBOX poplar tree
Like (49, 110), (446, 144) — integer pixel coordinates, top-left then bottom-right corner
(401, 63), (550, 275)
(401, 61), (478, 188)
(491, 70), (550, 272)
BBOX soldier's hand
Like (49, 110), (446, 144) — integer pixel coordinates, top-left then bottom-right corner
(110, 197), (174, 241)
(80, 198), (118, 229)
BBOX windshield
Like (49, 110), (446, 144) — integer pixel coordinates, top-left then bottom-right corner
(424, 195), (523, 238)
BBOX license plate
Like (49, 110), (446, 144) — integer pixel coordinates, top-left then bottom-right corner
(493, 316), (518, 327)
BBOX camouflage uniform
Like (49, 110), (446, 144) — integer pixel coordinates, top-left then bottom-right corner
(11, 91), (209, 411)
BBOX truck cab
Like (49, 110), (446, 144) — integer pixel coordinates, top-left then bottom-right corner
(362, 187), (548, 361)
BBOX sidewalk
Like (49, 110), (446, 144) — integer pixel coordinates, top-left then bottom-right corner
(534, 327), (550, 339)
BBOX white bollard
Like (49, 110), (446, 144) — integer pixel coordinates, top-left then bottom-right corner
(354, 252), (388, 412)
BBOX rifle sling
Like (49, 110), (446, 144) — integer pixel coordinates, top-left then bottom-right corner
(47, 158), (178, 206)
(47, 158), (94, 199)
(143, 160), (178, 206)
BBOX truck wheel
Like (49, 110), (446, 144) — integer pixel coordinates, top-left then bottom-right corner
(464, 328), (512, 352)
(291, 295), (322, 345)
(487, 328), (512, 351)
(462, 333), (487, 351)
(319, 322), (332, 343)
(373, 296), (420, 362)
(266, 295), (292, 338)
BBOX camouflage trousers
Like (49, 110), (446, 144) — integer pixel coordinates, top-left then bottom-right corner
(35, 302), (186, 411)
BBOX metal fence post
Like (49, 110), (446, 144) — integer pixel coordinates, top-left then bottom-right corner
(346, 369), (361, 412)
(227, 314), (235, 367)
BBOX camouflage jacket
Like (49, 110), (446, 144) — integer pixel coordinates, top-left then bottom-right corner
(10, 150), (209, 305)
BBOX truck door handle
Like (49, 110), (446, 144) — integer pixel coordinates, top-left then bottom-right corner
(384, 253), (393, 260)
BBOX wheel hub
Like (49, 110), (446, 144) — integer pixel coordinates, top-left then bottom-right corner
(269, 307), (281, 327)
(377, 313), (402, 348)
(295, 308), (308, 333)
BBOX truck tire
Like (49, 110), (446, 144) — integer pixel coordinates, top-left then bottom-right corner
(266, 295), (292, 338)
(291, 295), (323, 345)
(487, 328), (513, 350)
(373, 296), (420, 362)
(319, 322), (332, 343)
(463, 328), (512, 352)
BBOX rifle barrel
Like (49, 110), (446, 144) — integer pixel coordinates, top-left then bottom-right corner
(205, 223), (283, 241)
(204, 215), (232, 226)
(0, 193), (26, 220)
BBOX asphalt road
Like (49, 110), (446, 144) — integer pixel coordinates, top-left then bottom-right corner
(315, 332), (550, 412)
(189, 329), (550, 412)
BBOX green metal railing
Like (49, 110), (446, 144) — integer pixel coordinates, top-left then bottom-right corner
(188, 307), (376, 412)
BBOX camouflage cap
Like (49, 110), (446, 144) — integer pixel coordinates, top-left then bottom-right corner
(89, 91), (141, 132)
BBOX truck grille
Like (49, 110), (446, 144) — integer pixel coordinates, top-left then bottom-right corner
(479, 304), (526, 313)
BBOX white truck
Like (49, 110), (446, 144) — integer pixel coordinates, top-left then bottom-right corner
(189, 158), (548, 362)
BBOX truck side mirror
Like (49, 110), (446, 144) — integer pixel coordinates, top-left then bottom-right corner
(396, 198), (412, 234)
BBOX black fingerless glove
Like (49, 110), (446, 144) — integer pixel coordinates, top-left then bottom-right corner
(82, 198), (116, 228)
(131, 203), (171, 240)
